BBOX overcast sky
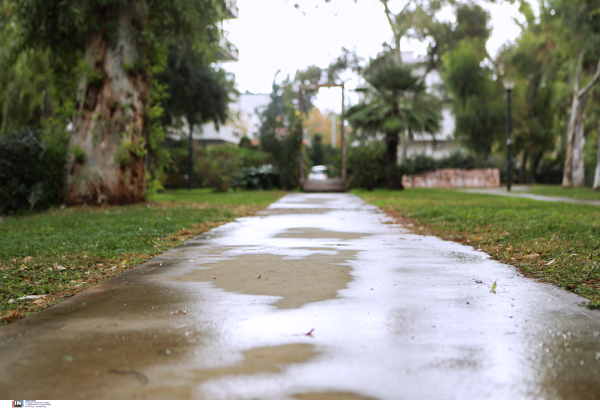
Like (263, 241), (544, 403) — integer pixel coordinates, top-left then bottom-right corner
(223, 0), (535, 113)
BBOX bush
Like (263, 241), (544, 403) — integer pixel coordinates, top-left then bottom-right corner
(0, 127), (68, 215)
(346, 143), (387, 191)
(232, 165), (280, 190)
(162, 142), (274, 192)
(404, 150), (495, 175)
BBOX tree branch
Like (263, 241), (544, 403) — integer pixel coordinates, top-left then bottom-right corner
(578, 57), (600, 98)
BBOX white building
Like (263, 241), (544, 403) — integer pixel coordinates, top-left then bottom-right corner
(189, 93), (270, 146)
(402, 52), (456, 159)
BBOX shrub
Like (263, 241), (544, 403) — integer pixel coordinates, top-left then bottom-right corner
(404, 150), (496, 175)
(162, 142), (274, 191)
(0, 127), (68, 214)
(232, 165), (280, 190)
(346, 143), (387, 191)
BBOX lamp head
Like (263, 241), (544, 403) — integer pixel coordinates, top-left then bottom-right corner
(502, 78), (516, 91)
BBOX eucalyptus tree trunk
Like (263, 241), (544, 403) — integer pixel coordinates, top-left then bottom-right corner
(562, 53), (600, 188)
(65, 7), (149, 205)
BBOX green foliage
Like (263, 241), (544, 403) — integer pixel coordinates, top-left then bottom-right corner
(347, 62), (442, 188)
(0, 128), (68, 214)
(232, 165), (280, 191)
(159, 44), (235, 131)
(443, 39), (504, 158)
(403, 150), (495, 174)
(239, 136), (253, 149)
(258, 75), (305, 190)
(164, 143), (273, 192)
(346, 143), (387, 191)
(71, 144), (86, 162)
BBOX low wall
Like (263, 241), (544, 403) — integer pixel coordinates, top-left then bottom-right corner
(402, 168), (500, 188)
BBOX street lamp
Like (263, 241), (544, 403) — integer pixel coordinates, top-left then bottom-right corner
(503, 78), (516, 192)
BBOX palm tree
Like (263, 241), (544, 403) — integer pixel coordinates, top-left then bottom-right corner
(346, 63), (442, 189)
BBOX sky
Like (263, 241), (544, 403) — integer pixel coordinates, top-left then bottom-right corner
(223, 0), (535, 113)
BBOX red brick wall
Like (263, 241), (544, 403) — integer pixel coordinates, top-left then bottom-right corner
(402, 168), (500, 188)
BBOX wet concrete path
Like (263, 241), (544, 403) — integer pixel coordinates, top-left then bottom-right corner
(465, 187), (600, 207)
(1, 193), (600, 399)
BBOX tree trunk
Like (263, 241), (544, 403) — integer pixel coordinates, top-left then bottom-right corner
(563, 54), (600, 188)
(519, 149), (528, 184)
(188, 117), (194, 190)
(385, 132), (400, 190)
(593, 123), (600, 190)
(529, 151), (543, 184)
(572, 95), (587, 187)
(65, 7), (149, 205)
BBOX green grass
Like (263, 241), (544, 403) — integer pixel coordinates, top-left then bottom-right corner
(355, 188), (600, 308)
(529, 185), (600, 201)
(0, 189), (285, 325)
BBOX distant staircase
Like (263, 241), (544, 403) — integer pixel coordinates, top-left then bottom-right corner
(302, 178), (346, 192)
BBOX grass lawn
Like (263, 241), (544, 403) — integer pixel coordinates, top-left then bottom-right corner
(355, 188), (600, 308)
(0, 189), (285, 326)
(528, 185), (600, 201)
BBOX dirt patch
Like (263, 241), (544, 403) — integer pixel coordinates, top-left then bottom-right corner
(274, 227), (370, 240)
(172, 251), (357, 309)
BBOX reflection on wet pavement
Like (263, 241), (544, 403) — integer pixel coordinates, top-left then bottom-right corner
(1, 193), (600, 399)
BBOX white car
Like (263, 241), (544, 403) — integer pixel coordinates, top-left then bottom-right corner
(308, 165), (328, 180)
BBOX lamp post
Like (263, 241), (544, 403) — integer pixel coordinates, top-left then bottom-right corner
(502, 78), (515, 192)
(298, 82), (346, 187)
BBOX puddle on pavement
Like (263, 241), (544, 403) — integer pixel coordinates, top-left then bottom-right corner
(293, 391), (375, 400)
(192, 343), (316, 379)
(171, 251), (357, 309)
(274, 227), (370, 240)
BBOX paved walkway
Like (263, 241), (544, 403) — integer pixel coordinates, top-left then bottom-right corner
(465, 187), (600, 206)
(1, 193), (600, 399)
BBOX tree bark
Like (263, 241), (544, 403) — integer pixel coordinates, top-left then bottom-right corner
(385, 132), (401, 190)
(593, 122), (600, 190)
(188, 117), (194, 190)
(563, 53), (600, 188)
(529, 151), (543, 184)
(519, 149), (528, 184)
(65, 7), (149, 205)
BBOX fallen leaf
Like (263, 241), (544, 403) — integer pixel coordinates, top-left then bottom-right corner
(56, 265), (67, 270)
(506, 244), (514, 251)
(22, 256), (33, 263)
(490, 282), (497, 294)
(63, 355), (74, 362)
(546, 259), (556, 266)
(258, 275), (261, 279)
